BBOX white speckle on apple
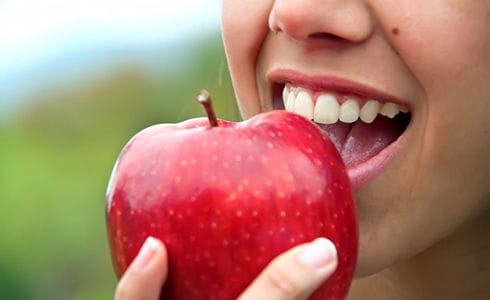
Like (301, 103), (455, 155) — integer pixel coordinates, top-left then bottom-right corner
(265, 180), (273, 187)
(295, 211), (301, 217)
(177, 214), (183, 219)
(168, 209), (175, 215)
(227, 193), (237, 201)
(212, 155), (218, 162)
(261, 156), (269, 164)
(211, 222), (217, 228)
(242, 179), (250, 186)
(236, 211), (243, 217)
(175, 177), (182, 183)
(116, 210), (122, 216)
(237, 185), (244, 192)
(307, 148), (313, 154)
(180, 160), (188, 166)
(235, 155), (242, 162)
(247, 155), (255, 161)
(202, 140), (208, 147)
(123, 236), (128, 242)
(190, 158), (197, 164)
(280, 211), (286, 217)
(212, 141), (219, 147)
(330, 224), (336, 230)
(252, 210), (258, 217)
(222, 240), (229, 246)
(253, 190), (261, 197)
(277, 191), (286, 198)
(223, 162), (230, 169)
(246, 138), (253, 145)
(244, 233), (251, 239)
(267, 142), (274, 149)
(280, 227), (286, 232)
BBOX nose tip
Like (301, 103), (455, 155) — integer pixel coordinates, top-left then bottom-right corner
(269, 0), (374, 44)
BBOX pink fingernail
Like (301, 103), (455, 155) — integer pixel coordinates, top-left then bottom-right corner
(133, 236), (160, 270)
(297, 238), (337, 270)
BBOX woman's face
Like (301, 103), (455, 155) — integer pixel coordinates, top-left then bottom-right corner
(221, 0), (490, 276)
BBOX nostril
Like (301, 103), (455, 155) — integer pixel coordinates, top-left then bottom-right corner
(309, 32), (345, 42)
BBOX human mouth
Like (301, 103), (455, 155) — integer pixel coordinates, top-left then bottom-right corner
(269, 73), (412, 190)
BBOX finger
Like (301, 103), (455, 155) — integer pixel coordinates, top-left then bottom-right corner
(239, 238), (337, 300)
(115, 237), (168, 300)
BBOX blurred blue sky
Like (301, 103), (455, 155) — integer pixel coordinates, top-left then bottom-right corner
(0, 0), (221, 115)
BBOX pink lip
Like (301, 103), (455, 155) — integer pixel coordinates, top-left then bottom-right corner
(268, 69), (409, 107)
(267, 68), (412, 191)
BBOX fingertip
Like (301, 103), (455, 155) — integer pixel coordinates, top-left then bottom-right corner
(296, 238), (338, 275)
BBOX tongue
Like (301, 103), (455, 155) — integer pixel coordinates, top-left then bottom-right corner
(319, 117), (405, 168)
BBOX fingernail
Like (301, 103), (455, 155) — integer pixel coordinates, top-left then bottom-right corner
(297, 238), (337, 270)
(133, 236), (160, 270)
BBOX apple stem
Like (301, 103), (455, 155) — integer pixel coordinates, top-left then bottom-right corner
(196, 90), (219, 127)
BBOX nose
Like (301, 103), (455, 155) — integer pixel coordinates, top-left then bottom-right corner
(269, 0), (374, 44)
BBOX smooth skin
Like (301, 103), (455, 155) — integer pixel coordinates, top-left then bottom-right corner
(116, 1), (490, 299)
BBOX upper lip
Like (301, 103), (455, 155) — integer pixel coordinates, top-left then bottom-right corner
(267, 69), (410, 107)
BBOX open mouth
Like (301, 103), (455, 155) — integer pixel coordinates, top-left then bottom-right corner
(272, 82), (412, 189)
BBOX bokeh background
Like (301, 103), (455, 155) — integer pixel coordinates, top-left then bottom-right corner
(0, 1), (238, 299)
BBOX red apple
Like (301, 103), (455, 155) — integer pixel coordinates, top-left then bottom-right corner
(106, 91), (358, 299)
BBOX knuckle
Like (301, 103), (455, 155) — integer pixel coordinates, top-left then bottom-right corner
(264, 265), (300, 297)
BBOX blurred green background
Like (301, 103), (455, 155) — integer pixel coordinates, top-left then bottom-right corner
(0, 2), (237, 299)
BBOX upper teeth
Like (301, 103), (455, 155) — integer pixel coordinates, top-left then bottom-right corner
(283, 85), (407, 124)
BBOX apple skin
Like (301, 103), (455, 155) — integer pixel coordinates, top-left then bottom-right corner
(106, 110), (358, 300)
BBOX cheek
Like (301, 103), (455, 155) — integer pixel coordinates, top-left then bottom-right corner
(221, 0), (273, 118)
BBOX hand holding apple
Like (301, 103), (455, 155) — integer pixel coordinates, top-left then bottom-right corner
(106, 91), (358, 299)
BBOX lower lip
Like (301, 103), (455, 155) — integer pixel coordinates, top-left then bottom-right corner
(345, 126), (408, 191)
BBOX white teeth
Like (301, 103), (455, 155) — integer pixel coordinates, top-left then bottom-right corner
(281, 85), (408, 124)
(294, 91), (314, 120)
(285, 91), (296, 112)
(282, 85), (290, 108)
(339, 99), (360, 123)
(379, 103), (400, 119)
(314, 93), (339, 124)
(360, 100), (381, 124)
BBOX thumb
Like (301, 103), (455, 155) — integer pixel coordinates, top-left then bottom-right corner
(239, 238), (338, 300)
(115, 237), (168, 300)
